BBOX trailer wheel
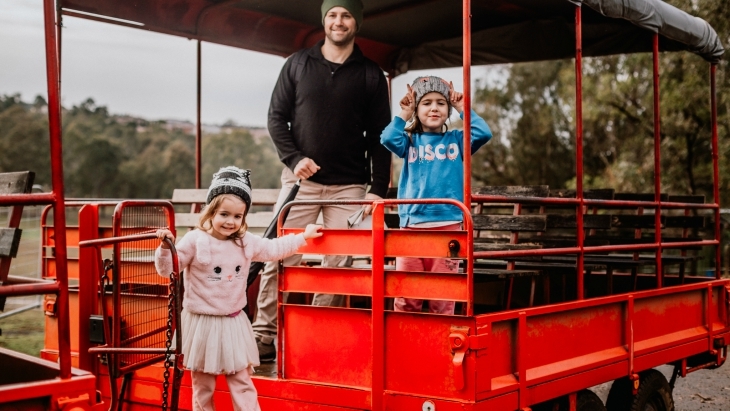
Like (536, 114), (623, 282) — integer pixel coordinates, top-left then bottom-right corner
(532, 390), (606, 411)
(577, 389), (607, 411)
(606, 371), (675, 411)
(605, 377), (633, 411)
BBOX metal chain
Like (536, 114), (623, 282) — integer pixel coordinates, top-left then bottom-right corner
(161, 272), (176, 411)
(99, 260), (112, 366)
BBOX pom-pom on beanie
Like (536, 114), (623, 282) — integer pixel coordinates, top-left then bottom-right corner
(411, 76), (452, 117)
(321, 0), (363, 29)
(206, 166), (252, 210)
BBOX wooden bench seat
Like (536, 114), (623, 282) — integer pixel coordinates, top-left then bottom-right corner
(171, 188), (281, 235)
(0, 171), (35, 310)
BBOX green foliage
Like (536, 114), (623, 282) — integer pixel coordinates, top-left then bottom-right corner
(472, 0), (729, 204)
(0, 95), (283, 198)
(202, 130), (281, 190)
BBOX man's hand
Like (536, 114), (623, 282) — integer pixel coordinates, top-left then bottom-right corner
(362, 192), (382, 216)
(293, 157), (321, 180)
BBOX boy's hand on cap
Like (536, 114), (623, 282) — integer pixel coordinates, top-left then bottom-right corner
(156, 229), (175, 248)
(303, 224), (323, 240)
(398, 84), (416, 121)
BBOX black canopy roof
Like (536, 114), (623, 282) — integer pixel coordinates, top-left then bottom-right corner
(61, 0), (724, 76)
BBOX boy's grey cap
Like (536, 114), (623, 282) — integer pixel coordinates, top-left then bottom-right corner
(206, 166), (252, 209)
(412, 76), (452, 116)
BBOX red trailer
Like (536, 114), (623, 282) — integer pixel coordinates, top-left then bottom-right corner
(0, 1), (726, 411)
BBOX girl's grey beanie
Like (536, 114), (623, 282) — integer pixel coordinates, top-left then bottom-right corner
(412, 76), (452, 116)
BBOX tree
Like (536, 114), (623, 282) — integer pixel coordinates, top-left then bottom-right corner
(202, 130), (281, 189)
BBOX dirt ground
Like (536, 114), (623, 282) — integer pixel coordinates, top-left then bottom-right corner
(591, 364), (730, 410)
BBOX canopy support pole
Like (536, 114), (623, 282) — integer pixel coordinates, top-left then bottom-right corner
(196, 40), (202, 190)
(710, 63), (720, 278)
(574, 5), (585, 300)
(463, 0), (473, 317)
(653, 34), (663, 287)
(43, 0), (72, 379)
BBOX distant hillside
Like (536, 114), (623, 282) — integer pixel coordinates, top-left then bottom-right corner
(0, 94), (282, 198)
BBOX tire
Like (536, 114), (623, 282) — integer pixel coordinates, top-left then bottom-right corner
(606, 377), (633, 411)
(630, 370), (674, 411)
(607, 371), (675, 411)
(577, 389), (608, 411)
(532, 390), (606, 411)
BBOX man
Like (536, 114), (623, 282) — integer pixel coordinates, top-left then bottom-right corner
(253, 0), (392, 362)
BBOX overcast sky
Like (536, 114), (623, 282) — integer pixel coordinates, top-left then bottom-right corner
(1, 0), (484, 127)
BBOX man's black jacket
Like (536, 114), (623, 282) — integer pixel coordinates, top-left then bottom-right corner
(267, 40), (392, 198)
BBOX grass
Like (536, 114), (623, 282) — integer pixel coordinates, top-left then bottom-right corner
(0, 307), (46, 357)
(1, 207), (46, 357)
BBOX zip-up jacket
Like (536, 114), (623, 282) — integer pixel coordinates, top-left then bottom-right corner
(267, 40), (392, 198)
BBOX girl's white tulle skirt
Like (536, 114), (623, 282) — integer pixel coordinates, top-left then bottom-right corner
(179, 310), (259, 375)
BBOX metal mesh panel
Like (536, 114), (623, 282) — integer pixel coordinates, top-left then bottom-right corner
(114, 204), (172, 372)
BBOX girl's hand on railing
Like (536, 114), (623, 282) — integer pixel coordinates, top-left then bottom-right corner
(303, 224), (323, 240)
(156, 229), (175, 248)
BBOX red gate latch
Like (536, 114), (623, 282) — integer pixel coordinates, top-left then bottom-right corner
(450, 326), (470, 390)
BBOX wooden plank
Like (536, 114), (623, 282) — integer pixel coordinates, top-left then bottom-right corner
(0, 171), (35, 310)
(667, 195), (706, 204)
(171, 188), (280, 205)
(545, 214), (612, 229)
(477, 260), (606, 271)
(609, 215), (705, 229)
(613, 192), (668, 201)
(473, 242), (542, 252)
(472, 214), (546, 231)
(473, 268), (542, 278)
(518, 236), (610, 247)
(520, 234), (704, 248)
(665, 216), (706, 228)
(549, 188), (614, 200)
(0, 171), (35, 195)
(473, 185), (549, 197)
(175, 211), (275, 229)
(0, 228), (22, 258)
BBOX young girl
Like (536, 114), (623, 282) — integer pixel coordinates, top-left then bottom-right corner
(155, 166), (322, 411)
(380, 76), (492, 315)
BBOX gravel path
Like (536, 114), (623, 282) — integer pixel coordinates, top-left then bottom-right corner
(591, 364), (730, 410)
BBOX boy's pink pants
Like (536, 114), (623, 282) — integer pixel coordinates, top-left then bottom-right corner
(192, 369), (260, 411)
(393, 223), (460, 315)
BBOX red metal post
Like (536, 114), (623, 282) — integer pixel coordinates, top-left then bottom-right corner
(371, 203), (385, 411)
(196, 40), (202, 189)
(0, 282), (59, 297)
(710, 63), (721, 279)
(44, 0), (72, 380)
(653, 34), (663, 287)
(462, 0), (472, 208)
(465, 204), (474, 316)
(56, 1), (62, 95)
(78, 205), (100, 372)
(575, 5), (585, 299)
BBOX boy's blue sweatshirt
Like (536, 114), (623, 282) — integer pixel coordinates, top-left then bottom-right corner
(380, 109), (492, 227)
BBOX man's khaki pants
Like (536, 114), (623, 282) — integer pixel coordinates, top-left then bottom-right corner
(252, 168), (366, 345)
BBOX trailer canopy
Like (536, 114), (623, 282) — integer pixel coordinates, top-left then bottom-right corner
(61, 0), (724, 75)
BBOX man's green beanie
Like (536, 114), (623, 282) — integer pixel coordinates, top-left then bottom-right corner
(321, 0), (364, 29)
